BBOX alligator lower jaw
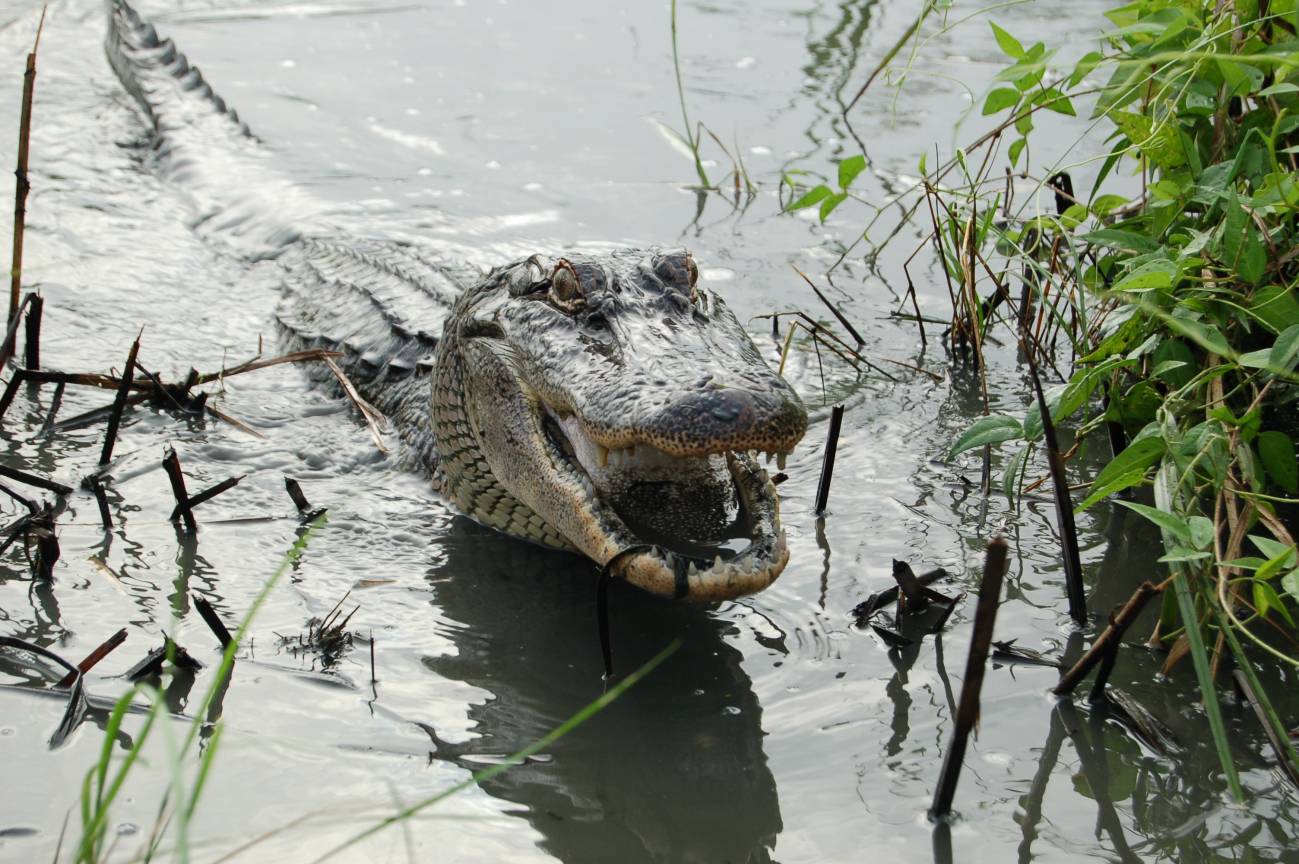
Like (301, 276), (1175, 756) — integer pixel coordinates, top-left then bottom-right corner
(612, 451), (790, 602)
(544, 409), (790, 602)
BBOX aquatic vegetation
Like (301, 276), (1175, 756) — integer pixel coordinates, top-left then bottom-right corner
(788, 0), (1299, 793)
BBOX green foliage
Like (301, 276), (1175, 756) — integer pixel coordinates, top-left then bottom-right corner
(889, 0), (1299, 790)
(783, 153), (871, 222)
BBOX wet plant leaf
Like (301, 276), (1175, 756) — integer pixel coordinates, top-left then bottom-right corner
(1117, 500), (1191, 545)
(983, 87), (1020, 115)
(1268, 324), (1299, 375)
(990, 21), (1025, 58)
(1164, 315), (1229, 356)
(1254, 580), (1295, 627)
(1112, 258), (1177, 292)
(948, 415), (1023, 458)
(1257, 430), (1298, 493)
(1079, 436), (1166, 510)
(838, 155), (867, 190)
(787, 183), (833, 212)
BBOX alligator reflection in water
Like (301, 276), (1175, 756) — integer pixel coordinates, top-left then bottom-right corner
(421, 518), (782, 864)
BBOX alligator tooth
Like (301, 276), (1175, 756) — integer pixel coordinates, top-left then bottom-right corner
(760, 469), (769, 483)
(777, 452), (787, 470)
(597, 445), (609, 468)
(687, 562), (698, 576)
(764, 451), (773, 465)
(713, 555), (723, 570)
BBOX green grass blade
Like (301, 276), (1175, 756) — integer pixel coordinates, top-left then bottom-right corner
(1156, 464), (1243, 801)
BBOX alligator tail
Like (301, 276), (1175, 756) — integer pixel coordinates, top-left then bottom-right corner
(105, 0), (313, 257)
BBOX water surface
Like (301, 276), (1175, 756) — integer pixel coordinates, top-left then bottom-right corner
(0, 1), (1296, 862)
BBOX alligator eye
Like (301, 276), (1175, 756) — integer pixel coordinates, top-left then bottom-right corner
(685, 255), (700, 303)
(550, 260), (584, 310)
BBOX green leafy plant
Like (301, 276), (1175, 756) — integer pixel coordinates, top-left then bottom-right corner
(793, 0), (1299, 792)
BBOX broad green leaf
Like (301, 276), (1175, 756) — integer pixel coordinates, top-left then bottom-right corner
(1256, 546), (1297, 582)
(1034, 87), (1076, 116)
(1239, 348), (1272, 368)
(1117, 500), (1192, 545)
(1217, 58), (1266, 96)
(838, 155), (868, 190)
(948, 415), (1023, 459)
(1112, 258), (1177, 292)
(1159, 548), (1211, 563)
(990, 22), (1025, 59)
(983, 87), (1020, 116)
(1083, 228), (1158, 254)
(1008, 137), (1026, 167)
(1283, 570), (1299, 604)
(1253, 580), (1295, 627)
(1069, 50), (1103, 87)
(787, 184), (832, 211)
(1260, 82), (1299, 97)
(1188, 516), (1215, 550)
(1251, 534), (1294, 560)
(1108, 110), (1186, 171)
(819, 191), (848, 222)
(1152, 360), (1187, 377)
(1165, 315), (1230, 357)
(1022, 384), (1066, 442)
(1003, 444), (1029, 505)
(1249, 284), (1299, 333)
(1257, 430), (1298, 493)
(1153, 339), (1195, 389)
(1268, 324), (1299, 375)
(1078, 437), (1166, 511)
(1090, 194), (1128, 216)
(1240, 229), (1267, 285)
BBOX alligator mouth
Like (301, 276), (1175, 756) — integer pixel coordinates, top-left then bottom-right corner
(541, 407), (791, 602)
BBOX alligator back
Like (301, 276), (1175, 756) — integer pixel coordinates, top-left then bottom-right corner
(106, 0), (467, 464)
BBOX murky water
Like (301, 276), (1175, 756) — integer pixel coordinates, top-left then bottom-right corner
(1, 1), (1297, 862)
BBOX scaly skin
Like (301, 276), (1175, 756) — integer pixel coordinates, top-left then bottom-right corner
(106, 0), (808, 601)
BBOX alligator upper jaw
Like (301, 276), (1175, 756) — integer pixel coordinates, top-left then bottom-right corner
(542, 407), (791, 602)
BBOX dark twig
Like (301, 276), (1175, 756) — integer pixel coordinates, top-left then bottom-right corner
(27, 504), (58, 580)
(930, 536), (1007, 821)
(87, 475), (112, 530)
(6, 8), (46, 358)
(23, 292), (41, 370)
(161, 447), (196, 532)
(37, 379), (63, 436)
(596, 545), (654, 680)
(168, 475), (242, 522)
(125, 634), (203, 682)
(99, 333), (141, 467)
(814, 405), (845, 515)
(793, 267), (865, 345)
(1053, 581), (1161, 696)
(852, 567), (950, 624)
(54, 628), (128, 688)
(891, 559), (931, 612)
(284, 477), (325, 520)
(1024, 346), (1086, 624)
(49, 673), (87, 749)
(0, 463), (71, 496)
(192, 594), (233, 650)
(0, 367), (24, 418)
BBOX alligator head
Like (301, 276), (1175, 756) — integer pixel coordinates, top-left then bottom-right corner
(431, 248), (807, 602)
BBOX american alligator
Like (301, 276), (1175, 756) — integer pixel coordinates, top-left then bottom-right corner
(105, 0), (807, 602)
